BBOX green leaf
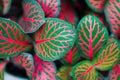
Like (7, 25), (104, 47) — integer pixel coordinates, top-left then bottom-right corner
(72, 60), (98, 80)
(77, 15), (108, 60)
(34, 18), (76, 61)
(0, 18), (32, 58)
(56, 66), (72, 80)
(19, 0), (45, 33)
(93, 40), (120, 70)
(12, 53), (34, 79)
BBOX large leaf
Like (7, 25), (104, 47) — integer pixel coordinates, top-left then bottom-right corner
(32, 55), (57, 80)
(58, 1), (78, 27)
(0, 61), (7, 80)
(93, 40), (120, 70)
(3, 0), (12, 15)
(34, 18), (76, 61)
(72, 60), (98, 80)
(12, 53), (34, 78)
(77, 15), (108, 60)
(105, 0), (120, 39)
(19, 0), (45, 33)
(85, 0), (106, 12)
(56, 66), (72, 80)
(0, 18), (32, 58)
(109, 63), (120, 80)
(61, 45), (80, 65)
(36, 0), (60, 17)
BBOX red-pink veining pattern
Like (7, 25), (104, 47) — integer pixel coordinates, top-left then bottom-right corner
(32, 55), (56, 80)
(106, 0), (120, 38)
(37, 0), (59, 17)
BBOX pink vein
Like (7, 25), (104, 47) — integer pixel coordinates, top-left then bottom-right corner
(22, 17), (34, 22)
(0, 36), (31, 46)
(78, 66), (93, 80)
(36, 38), (54, 44)
(89, 26), (93, 60)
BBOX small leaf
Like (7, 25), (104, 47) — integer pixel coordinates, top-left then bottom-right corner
(12, 53), (34, 78)
(61, 45), (80, 65)
(93, 40), (120, 70)
(0, 18), (32, 58)
(34, 18), (76, 61)
(36, 0), (60, 17)
(3, 0), (12, 15)
(107, 36), (117, 43)
(85, 0), (106, 12)
(105, 0), (120, 38)
(72, 60), (98, 80)
(58, 1), (78, 27)
(96, 72), (104, 80)
(19, 0), (45, 33)
(32, 55), (57, 80)
(109, 63), (120, 80)
(56, 66), (72, 80)
(77, 15), (108, 59)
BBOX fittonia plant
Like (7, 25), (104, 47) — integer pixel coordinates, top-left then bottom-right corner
(0, 0), (120, 80)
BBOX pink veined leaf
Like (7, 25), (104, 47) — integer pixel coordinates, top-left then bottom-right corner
(32, 55), (57, 80)
(0, 61), (8, 80)
(77, 15), (108, 60)
(0, 18), (32, 58)
(3, 0), (12, 15)
(19, 0), (45, 33)
(58, 1), (78, 27)
(34, 18), (76, 61)
(36, 0), (60, 17)
(12, 53), (34, 78)
(61, 45), (80, 65)
(109, 63), (120, 80)
(105, 0), (120, 39)
(85, 0), (106, 12)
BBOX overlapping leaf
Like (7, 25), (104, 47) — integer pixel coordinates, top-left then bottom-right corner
(0, 18), (32, 58)
(58, 1), (78, 27)
(72, 60), (98, 80)
(109, 63), (120, 80)
(77, 15), (108, 60)
(3, 0), (12, 15)
(56, 66), (72, 80)
(12, 53), (34, 78)
(93, 40), (120, 70)
(32, 55), (57, 80)
(85, 0), (106, 12)
(34, 18), (76, 61)
(105, 0), (120, 38)
(19, 0), (45, 33)
(61, 45), (80, 65)
(36, 0), (60, 17)
(0, 61), (7, 80)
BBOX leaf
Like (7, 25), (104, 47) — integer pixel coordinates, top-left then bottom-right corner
(34, 18), (76, 61)
(58, 1), (78, 27)
(104, 0), (120, 39)
(93, 40), (120, 70)
(19, 0), (45, 33)
(96, 73), (104, 80)
(61, 45), (80, 65)
(56, 66), (72, 80)
(32, 55), (57, 80)
(36, 0), (60, 17)
(12, 53), (34, 78)
(77, 15), (108, 60)
(85, 0), (106, 12)
(109, 63), (120, 80)
(72, 60), (98, 80)
(0, 18), (32, 58)
(0, 61), (7, 80)
(3, 0), (12, 15)
(107, 36), (117, 43)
